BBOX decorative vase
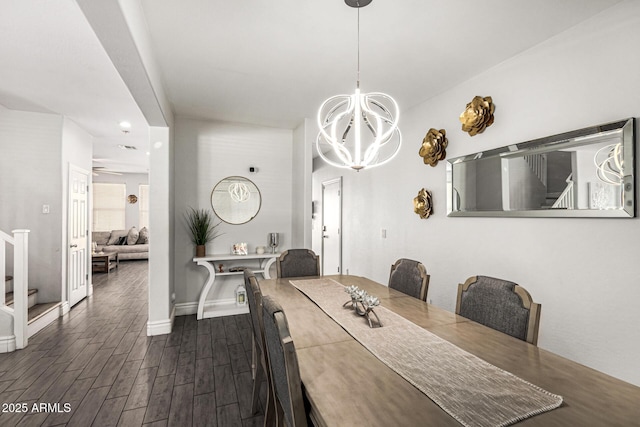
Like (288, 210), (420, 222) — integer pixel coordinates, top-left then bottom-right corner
(196, 245), (206, 258)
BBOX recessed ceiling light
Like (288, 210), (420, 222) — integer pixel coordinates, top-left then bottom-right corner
(119, 121), (131, 129)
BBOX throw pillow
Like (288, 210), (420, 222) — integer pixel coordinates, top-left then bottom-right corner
(127, 227), (139, 245)
(137, 227), (149, 244)
(117, 236), (128, 245)
(107, 230), (129, 245)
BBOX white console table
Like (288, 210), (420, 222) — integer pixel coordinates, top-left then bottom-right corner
(194, 253), (279, 319)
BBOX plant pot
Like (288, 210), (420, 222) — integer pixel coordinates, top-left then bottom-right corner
(196, 245), (206, 258)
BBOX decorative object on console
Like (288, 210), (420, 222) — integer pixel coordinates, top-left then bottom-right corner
(185, 207), (223, 258)
(218, 264), (224, 273)
(256, 246), (265, 255)
(236, 284), (247, 306)
(419, 128), (448, 167)
(127, 194), (138, 204)
(268, 232), (279, 254)
(232, 243), (248, 255)
(413, 188), (433, 219)
(460, 96), (495, 136)
(316, 0), (401, 171)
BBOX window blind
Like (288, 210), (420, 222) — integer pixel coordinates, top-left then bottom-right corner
(93, 183), (126, 231)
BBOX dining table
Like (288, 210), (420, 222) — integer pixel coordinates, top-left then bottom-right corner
(259, 274), (640, 427)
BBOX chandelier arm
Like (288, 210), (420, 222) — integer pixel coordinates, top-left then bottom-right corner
(361, 93), (400, 142)
(322, 98), (351, 126)
(316, 134), (356, 169)
(361, 113), (377, 137)
(362, 128), (402, 168)
(342, 117), (353, 142)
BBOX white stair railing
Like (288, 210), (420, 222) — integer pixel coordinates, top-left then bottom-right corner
(1, 229), (30, 350)
(552, 175), (575, 209)
(523, 153), (548, 187)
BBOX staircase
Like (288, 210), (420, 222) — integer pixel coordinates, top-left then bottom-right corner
(1, 229), (61, 352)
(4, 276), (61, 340)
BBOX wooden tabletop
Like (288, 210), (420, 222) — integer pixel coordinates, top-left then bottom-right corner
(259, 275), (640, 427)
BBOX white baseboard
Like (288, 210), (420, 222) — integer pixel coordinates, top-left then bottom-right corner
(60, 301), (70, 316)
(28, 304), (61, 338)
(146, 306), (175, 336)
(0, 335), (16, 353)
(175, 302), (198, 316)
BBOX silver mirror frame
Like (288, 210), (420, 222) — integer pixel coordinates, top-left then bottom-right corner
(211, 176), (262, 225)
(446, 118), (635, 218)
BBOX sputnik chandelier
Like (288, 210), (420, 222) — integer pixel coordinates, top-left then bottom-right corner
(594, 142), (624, 185)
(316, 0), (401, 171)
(228, 182), (250, 203)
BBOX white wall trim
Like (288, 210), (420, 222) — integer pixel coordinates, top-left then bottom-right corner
(0, 335), (16, 353)
(60, 301), (70, 316)
(175, 302), (198, 316)
(146, 306), (175, 336)
(27, 307), (60, 338)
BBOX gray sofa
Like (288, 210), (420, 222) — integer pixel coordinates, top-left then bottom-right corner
(92, 227), (149, 260)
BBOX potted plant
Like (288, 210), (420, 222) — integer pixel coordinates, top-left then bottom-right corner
(185, 207), (222, 257)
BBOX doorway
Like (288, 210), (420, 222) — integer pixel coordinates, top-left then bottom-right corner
(68, 165), (90, 307)
(321, 177), (342, 275)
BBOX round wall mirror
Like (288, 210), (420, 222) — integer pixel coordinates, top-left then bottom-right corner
(211, 176), (261, 224)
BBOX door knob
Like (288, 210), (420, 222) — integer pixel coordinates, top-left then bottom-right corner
(70, 244), (77, 248)
(323, 235), (329, 239)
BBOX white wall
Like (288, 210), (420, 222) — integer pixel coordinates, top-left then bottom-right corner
(291, 119), (314, 248)
(148, 126), (173, 335)
(312, 1), (640, 386)
(92, 172), (149, 229)
(174, 118), (293, 307)
(0, 109), (64, 303)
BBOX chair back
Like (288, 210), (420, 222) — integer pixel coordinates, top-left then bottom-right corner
(244, 269), (277, 422)
(244, 269), (264, 353)
(262, 295), (308, 427)
(276, 249), (320, 278)
(388, 258), (430, 301)
(456, 276), (541, 345)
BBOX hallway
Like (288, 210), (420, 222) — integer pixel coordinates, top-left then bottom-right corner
(0, 261), (263, 426)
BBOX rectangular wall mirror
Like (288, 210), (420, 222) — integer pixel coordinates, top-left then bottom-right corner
(447, 118), (635, 218)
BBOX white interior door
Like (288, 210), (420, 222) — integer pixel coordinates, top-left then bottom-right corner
(69, 166), (89, 307)
(322, 178), (342, 275)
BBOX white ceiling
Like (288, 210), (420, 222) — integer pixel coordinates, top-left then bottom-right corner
(0, 0), (623, 173)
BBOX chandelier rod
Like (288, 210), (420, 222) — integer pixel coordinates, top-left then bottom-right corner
(357, 7), (360, 89)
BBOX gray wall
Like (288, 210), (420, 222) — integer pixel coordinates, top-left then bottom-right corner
(312, 1), (640, 386)
(173, 118), (293, 307)
(0, 110), (92, 304)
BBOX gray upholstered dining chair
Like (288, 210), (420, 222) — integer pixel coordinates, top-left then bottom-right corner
(244, 269), (275, 424)
(262, 295), (308, 427)
(276, 249), (320, 278)
(388, 258), (430, 301)
(456, 275), (541, 345)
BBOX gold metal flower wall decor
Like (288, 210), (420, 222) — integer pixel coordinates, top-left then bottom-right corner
(413, 188), (433, 219)
(419, 128), (448, 167)
(459, 96), (495, 136)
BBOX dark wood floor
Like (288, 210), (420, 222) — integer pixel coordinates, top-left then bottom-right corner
(0, 261), (265, 427)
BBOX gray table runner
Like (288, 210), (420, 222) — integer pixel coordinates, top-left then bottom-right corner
(290, 278), (563, 427)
